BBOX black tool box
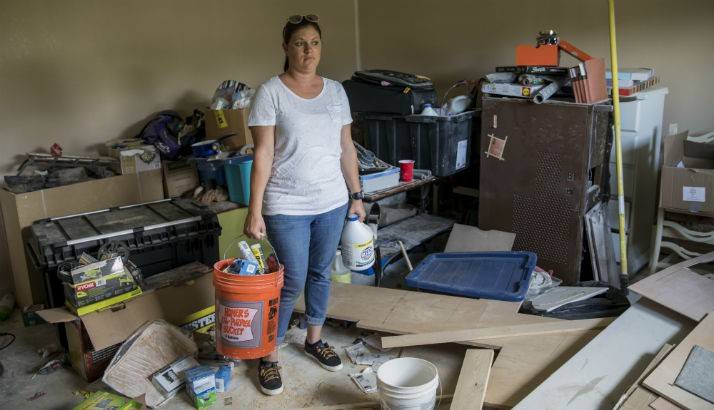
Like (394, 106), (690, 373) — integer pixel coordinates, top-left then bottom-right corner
(26, 198), (221, 307)
(343, 69), (437, 115)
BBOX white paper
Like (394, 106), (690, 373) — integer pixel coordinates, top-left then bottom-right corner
(683, 186), (706, 202)
(456, 139), (468, 169)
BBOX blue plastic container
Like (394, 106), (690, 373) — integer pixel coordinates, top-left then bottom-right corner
(196, 158), (226, 187)
(405, 251), (537, 301)
(191, 140), (220, 158)
(225, 155), (252, 205)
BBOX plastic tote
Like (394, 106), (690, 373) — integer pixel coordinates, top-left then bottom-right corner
(224, 155), (252, 205)
(377, 357), (439, 410)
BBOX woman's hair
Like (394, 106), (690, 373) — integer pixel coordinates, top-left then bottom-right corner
(282, 19), (322, 72)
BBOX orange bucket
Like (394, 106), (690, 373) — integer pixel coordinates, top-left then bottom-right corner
(213, 258), (284, 360)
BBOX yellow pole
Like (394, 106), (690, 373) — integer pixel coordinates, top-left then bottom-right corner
(608, 0), (628, 286)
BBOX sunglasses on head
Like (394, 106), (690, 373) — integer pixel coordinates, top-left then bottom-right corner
(287, 14), (319, 24)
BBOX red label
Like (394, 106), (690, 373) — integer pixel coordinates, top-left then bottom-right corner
(219, 306), (258, 343)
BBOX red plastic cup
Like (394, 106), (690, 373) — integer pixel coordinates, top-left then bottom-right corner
(399, 160), (415, 182)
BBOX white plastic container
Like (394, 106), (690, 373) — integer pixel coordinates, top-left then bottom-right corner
(330, 250), (351, 283)
(341, 215), (375, 271)
(420, 103), (438, 116)
(377, 357), (439, 410)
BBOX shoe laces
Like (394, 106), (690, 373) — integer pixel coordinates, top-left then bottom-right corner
(260, 363), (281, 383)
(315, 341), (337, 360)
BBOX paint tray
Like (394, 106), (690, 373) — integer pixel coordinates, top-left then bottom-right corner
(405, 252), (537, 301)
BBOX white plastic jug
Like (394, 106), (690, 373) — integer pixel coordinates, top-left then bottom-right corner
(341, 214), (375, 271)
(330, 250), (351, 283)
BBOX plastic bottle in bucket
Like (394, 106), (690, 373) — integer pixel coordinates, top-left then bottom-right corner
(341, 214), (375, 271)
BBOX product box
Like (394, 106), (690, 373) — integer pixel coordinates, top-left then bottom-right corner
(482, 82), (545, 98)
(103, 139), (162, 174)
(63, 273), (137, 308)
(0, 170), (165, 307)
(162, 159), (199, 198)
(151, 355), (200, 402)
(185, 366), (218, 408)
(205, 108), (252, 150)
(660, 131), (714, 217)
(37, 266), (214, 381)
(72, 390), (142, 410)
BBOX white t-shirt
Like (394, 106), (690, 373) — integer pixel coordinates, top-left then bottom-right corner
(248, 76), (352, 216)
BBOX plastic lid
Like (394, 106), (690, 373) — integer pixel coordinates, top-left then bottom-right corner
(423, 103), (432, 108)
(347, 214), (359, 221)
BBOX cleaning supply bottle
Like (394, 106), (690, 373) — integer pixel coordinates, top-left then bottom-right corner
(330, 250), (351, 283)
(420, 103), (438, 116)
(341, 215), (375, 271)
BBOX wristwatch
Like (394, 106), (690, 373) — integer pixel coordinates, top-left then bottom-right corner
(350, 190), (364, 200)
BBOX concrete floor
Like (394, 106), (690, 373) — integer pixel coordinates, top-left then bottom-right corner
(0, 310), (467, 409)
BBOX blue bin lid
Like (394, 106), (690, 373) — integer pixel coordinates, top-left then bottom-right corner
(225, 155), (253, 165)
(405, 251), (537, 302)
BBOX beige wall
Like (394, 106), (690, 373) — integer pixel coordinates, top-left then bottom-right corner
(0, 0), (358, 294)
(359, 0), (714, 133)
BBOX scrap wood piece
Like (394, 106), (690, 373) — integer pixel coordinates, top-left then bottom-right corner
(289, 395), (454, 410)
(614, 343), (675, 409)
(450, 349), (494, 410)
(619, 386), (662, 410)
(444, 223), (515, 252)
(629, 251), (714, 321)
(649, 397), (683, 410)
(643, 313), (714, 410)
(674, 345), (714, 403)
(484, 330), (599, 408)
(381, 317), (613, 349)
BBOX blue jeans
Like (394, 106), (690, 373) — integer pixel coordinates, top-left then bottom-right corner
(264, 203), (348, 345)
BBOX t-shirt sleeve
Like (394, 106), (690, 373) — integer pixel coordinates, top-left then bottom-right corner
(337, 83), (353, 126)
(248, 84), (276, 127)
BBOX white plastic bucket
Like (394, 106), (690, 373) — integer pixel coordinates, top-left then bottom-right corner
(377, 357), (439, 410)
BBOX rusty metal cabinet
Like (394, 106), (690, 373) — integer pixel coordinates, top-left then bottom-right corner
(478, 97), (612, 284)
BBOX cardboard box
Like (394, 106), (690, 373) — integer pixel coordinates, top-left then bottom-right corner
(103, 139), (162, 174)
(38, 269), (214, 381)
(204, 108), (252, 150)
(162, 159), (199, 198)
(660, 131), (714, 217)
(0, 170), (165, 307)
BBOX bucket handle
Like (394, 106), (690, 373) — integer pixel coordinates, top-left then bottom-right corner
(223, 233), (280, 270)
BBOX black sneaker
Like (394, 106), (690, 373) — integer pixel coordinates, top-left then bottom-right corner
(258, 360), (283, 395)
(304, 340), (343, 371)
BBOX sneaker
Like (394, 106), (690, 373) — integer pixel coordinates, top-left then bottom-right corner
(304, 340), (343, 371)
(258, 360), (283, 395)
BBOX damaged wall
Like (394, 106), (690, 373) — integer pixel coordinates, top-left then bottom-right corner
(359, 0), (714, 134)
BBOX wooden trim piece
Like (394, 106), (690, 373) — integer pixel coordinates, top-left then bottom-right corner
(451, 349), (494, 410)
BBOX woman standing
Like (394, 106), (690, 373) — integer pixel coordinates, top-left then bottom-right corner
(244, 15), (365, 396)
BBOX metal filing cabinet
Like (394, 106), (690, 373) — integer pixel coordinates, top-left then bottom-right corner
(479, 97), (612, 284)
(607, 87), (668, 274)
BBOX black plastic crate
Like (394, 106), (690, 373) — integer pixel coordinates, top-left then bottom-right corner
(361, 111), (474, 177)
(26, 198), (221, 307)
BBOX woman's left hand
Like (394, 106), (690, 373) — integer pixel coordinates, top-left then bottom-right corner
(348, 199), (367, 222)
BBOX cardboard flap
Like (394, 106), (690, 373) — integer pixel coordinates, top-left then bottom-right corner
(37, 307), (79, 323)
(82, 272), (214, 351)
(663, 131), (689, 166)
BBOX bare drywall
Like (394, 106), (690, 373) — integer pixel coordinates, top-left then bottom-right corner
(0, 0), (357, 174)
(358, 0), (714, 133)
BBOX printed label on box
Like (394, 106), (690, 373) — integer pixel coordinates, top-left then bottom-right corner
(683, 186), (706, 202)
(213, 110), (228, 129)
(456, 140), (468, 169)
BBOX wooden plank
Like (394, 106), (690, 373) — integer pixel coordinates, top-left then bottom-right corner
(649, 397), (683, 410)
(512, 300), (693, 410)
(444, 223), (515, 252)
(295, 283), (562, 349)
(620, 386), (660, 410)
(381, 317), (613, 349)
(614, 344), (675, 409)
(484, 330), (599, 408)
(629, 252), (714, 321)
(363, 176), (437, 202)
(450, 349), (494, 410)
(643, 313), (714, 410)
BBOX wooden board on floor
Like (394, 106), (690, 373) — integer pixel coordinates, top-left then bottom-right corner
(629, 252), (714, 321)
(484, 330), (599, 408)
(615, 344), (675, 410)
(294, 283), (562, 348)
(512, 300), (694, 410)
(381, 317), (613, 348)
(451, 349), (494, 410)
(643, 313), (714, 410)
(649, 397), (683, 410)
(620, 386), (661, 410)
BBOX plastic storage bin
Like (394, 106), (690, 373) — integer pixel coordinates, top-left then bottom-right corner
(405, 251), (537, 301)
(196, 158), (226, 187)
(26, 198), (222, 307)
(224, 155), (252, 206)
(361, 111), (474, 177)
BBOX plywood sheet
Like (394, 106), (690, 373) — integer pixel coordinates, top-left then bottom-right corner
(445, 223), (515, 252)
(629, 252), (714, 321)
(643, 314), (714, 410)
(615, 343), (674, 410)
(513, 300), (693, 410)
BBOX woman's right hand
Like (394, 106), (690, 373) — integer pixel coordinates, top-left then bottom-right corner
(244, 210), (267, 240)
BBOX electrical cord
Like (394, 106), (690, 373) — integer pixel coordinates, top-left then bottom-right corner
(0, 332), (15, 351)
